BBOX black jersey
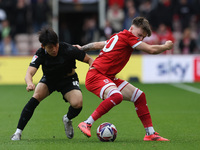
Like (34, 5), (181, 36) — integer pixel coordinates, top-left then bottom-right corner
(29, 42), (86, 79)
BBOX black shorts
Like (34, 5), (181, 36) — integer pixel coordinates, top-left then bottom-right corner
(39, 73), (81, 102)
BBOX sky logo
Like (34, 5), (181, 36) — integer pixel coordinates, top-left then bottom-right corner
(157, 61), (189, 80)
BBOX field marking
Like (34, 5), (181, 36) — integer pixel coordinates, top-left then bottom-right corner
(170, 83), (200, 94)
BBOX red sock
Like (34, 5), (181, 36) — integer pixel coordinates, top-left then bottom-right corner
(134, 92), (153, 128)
(91, 93), (123, 121)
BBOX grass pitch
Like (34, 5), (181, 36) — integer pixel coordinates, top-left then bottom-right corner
(0, 83), (200, 150)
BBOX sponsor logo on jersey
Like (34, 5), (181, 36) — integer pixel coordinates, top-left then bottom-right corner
(31, 55), (38, 63)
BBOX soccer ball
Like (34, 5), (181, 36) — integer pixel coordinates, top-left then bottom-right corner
(96, 122), (117, 142)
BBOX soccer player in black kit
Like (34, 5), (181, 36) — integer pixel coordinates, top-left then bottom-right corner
(11, 26), (94, 140)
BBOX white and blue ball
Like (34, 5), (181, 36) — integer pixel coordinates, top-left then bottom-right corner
(96, 122), (117, 142)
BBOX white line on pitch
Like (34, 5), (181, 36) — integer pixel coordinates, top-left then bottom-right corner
(170, 83), (200, 94)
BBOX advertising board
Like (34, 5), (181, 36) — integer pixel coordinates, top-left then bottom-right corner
(142, 55), (194, 83)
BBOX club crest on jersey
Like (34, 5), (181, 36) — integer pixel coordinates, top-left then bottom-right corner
(31, 55), (38, 63)
(103, 79), (110, 84)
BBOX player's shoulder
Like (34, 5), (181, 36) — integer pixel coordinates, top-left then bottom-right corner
(59, 42), (77, 52)
(118, 29), (139, 43)
(59, 42), (73, 49)
(35, 48), (45, 56)
(59, 41), (69, 47)
(118, 29), (134, 37)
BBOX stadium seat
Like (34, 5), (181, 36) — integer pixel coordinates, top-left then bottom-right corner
(29, 34), (41, 55)
(15, 34), (30, 55)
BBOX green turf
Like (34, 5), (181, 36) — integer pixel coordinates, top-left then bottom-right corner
(0, 83), (200, 150)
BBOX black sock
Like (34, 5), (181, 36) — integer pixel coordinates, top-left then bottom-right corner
(17, 97), (39, 130)
(67, 106), (82, 120)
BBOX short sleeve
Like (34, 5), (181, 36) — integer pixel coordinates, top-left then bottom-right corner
(29, 48), (44, 69)
(74, 47), (86, 61)
(127, 33), (142, 49)
(67, 44), (86, 61)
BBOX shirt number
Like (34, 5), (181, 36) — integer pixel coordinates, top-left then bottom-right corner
(102, 35), (118, 52)
(73, 81), (79, 87)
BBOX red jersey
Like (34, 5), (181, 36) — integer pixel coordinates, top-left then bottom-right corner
(92, 29), (142, 76)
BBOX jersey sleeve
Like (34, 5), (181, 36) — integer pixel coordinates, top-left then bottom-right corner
(29, 48), (44, 69)
(126, 32), (142, 49)
(75, 47), (86, 61)
(67, 44), (86, 61)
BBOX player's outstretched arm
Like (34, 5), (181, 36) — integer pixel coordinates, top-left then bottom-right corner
(80, 41), (106, 51)
(25, 66), (37, 92)
(136, 40), (173, 54)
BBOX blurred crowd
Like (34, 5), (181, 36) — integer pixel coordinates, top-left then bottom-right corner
(0, 0), (51, 55)
(80, 0), (200, 55)
(0, 0), (200, 56)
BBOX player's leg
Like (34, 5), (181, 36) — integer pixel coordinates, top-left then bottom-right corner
(62, 89), (83, 139)
(60, 73), (83, 139)
(120, 83), (154, 131)
(119, 82), (169, 141)
(78, 69), (123, 137)
(90, 86), (123, 122)
(11, 83), (49, 141)
(78, 85), (123, 137)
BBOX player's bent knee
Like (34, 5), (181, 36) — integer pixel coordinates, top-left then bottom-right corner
(70, 99), (83, 109)
(74, 102), (83, 109)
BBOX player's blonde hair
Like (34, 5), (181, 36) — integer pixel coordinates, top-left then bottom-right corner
(132, 17), (152, 37)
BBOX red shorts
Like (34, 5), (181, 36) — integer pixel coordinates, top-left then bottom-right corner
(85, 68), (129, 99)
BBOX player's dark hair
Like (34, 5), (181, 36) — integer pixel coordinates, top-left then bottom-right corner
(38, 26), (58, 46)
(132, 17), (152, 37)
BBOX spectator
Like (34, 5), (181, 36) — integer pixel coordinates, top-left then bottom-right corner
(175, 0), (194, 31)
(0, 19), (18, 55)
(0, 34), (18, 55)
(13, 0), (28, 34)
(31, 0), (51, 32)
(172, 14), (183, 54)
(0, 8), (7, 40)
(157, 23), (174, 54)
(124, 0), (135, 13)
(100, 20), (115, 40)
(107, 2), (125, 32)
(139, 0), (154, 21)
(81, 17), (98, 45)
(123, 6), (139, 30)
(1, 20), (12, 39)
(179, 28), (197, 54)
(196, 33), (200, 53)
(108, 0), (124, 8)
(59, 22), (71, 43)
(193, 0), (200, 21)
(0, 0), (16, 29)
(0, 8), (6, 22)
(150, 0), (175, 30)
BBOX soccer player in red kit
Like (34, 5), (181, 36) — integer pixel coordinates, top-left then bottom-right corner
(76, 17), (173, 141)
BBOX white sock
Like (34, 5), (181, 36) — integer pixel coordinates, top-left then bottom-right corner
(84, 116), (94, 125)
(15, 128), (22, 134)
(145, 126), (155, 135)
(63, 114), (69, 122)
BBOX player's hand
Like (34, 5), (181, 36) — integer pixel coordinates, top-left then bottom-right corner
(165, 40), (173, 50)
(26, 83), (35, 92)
(73, 44), (82, 50)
